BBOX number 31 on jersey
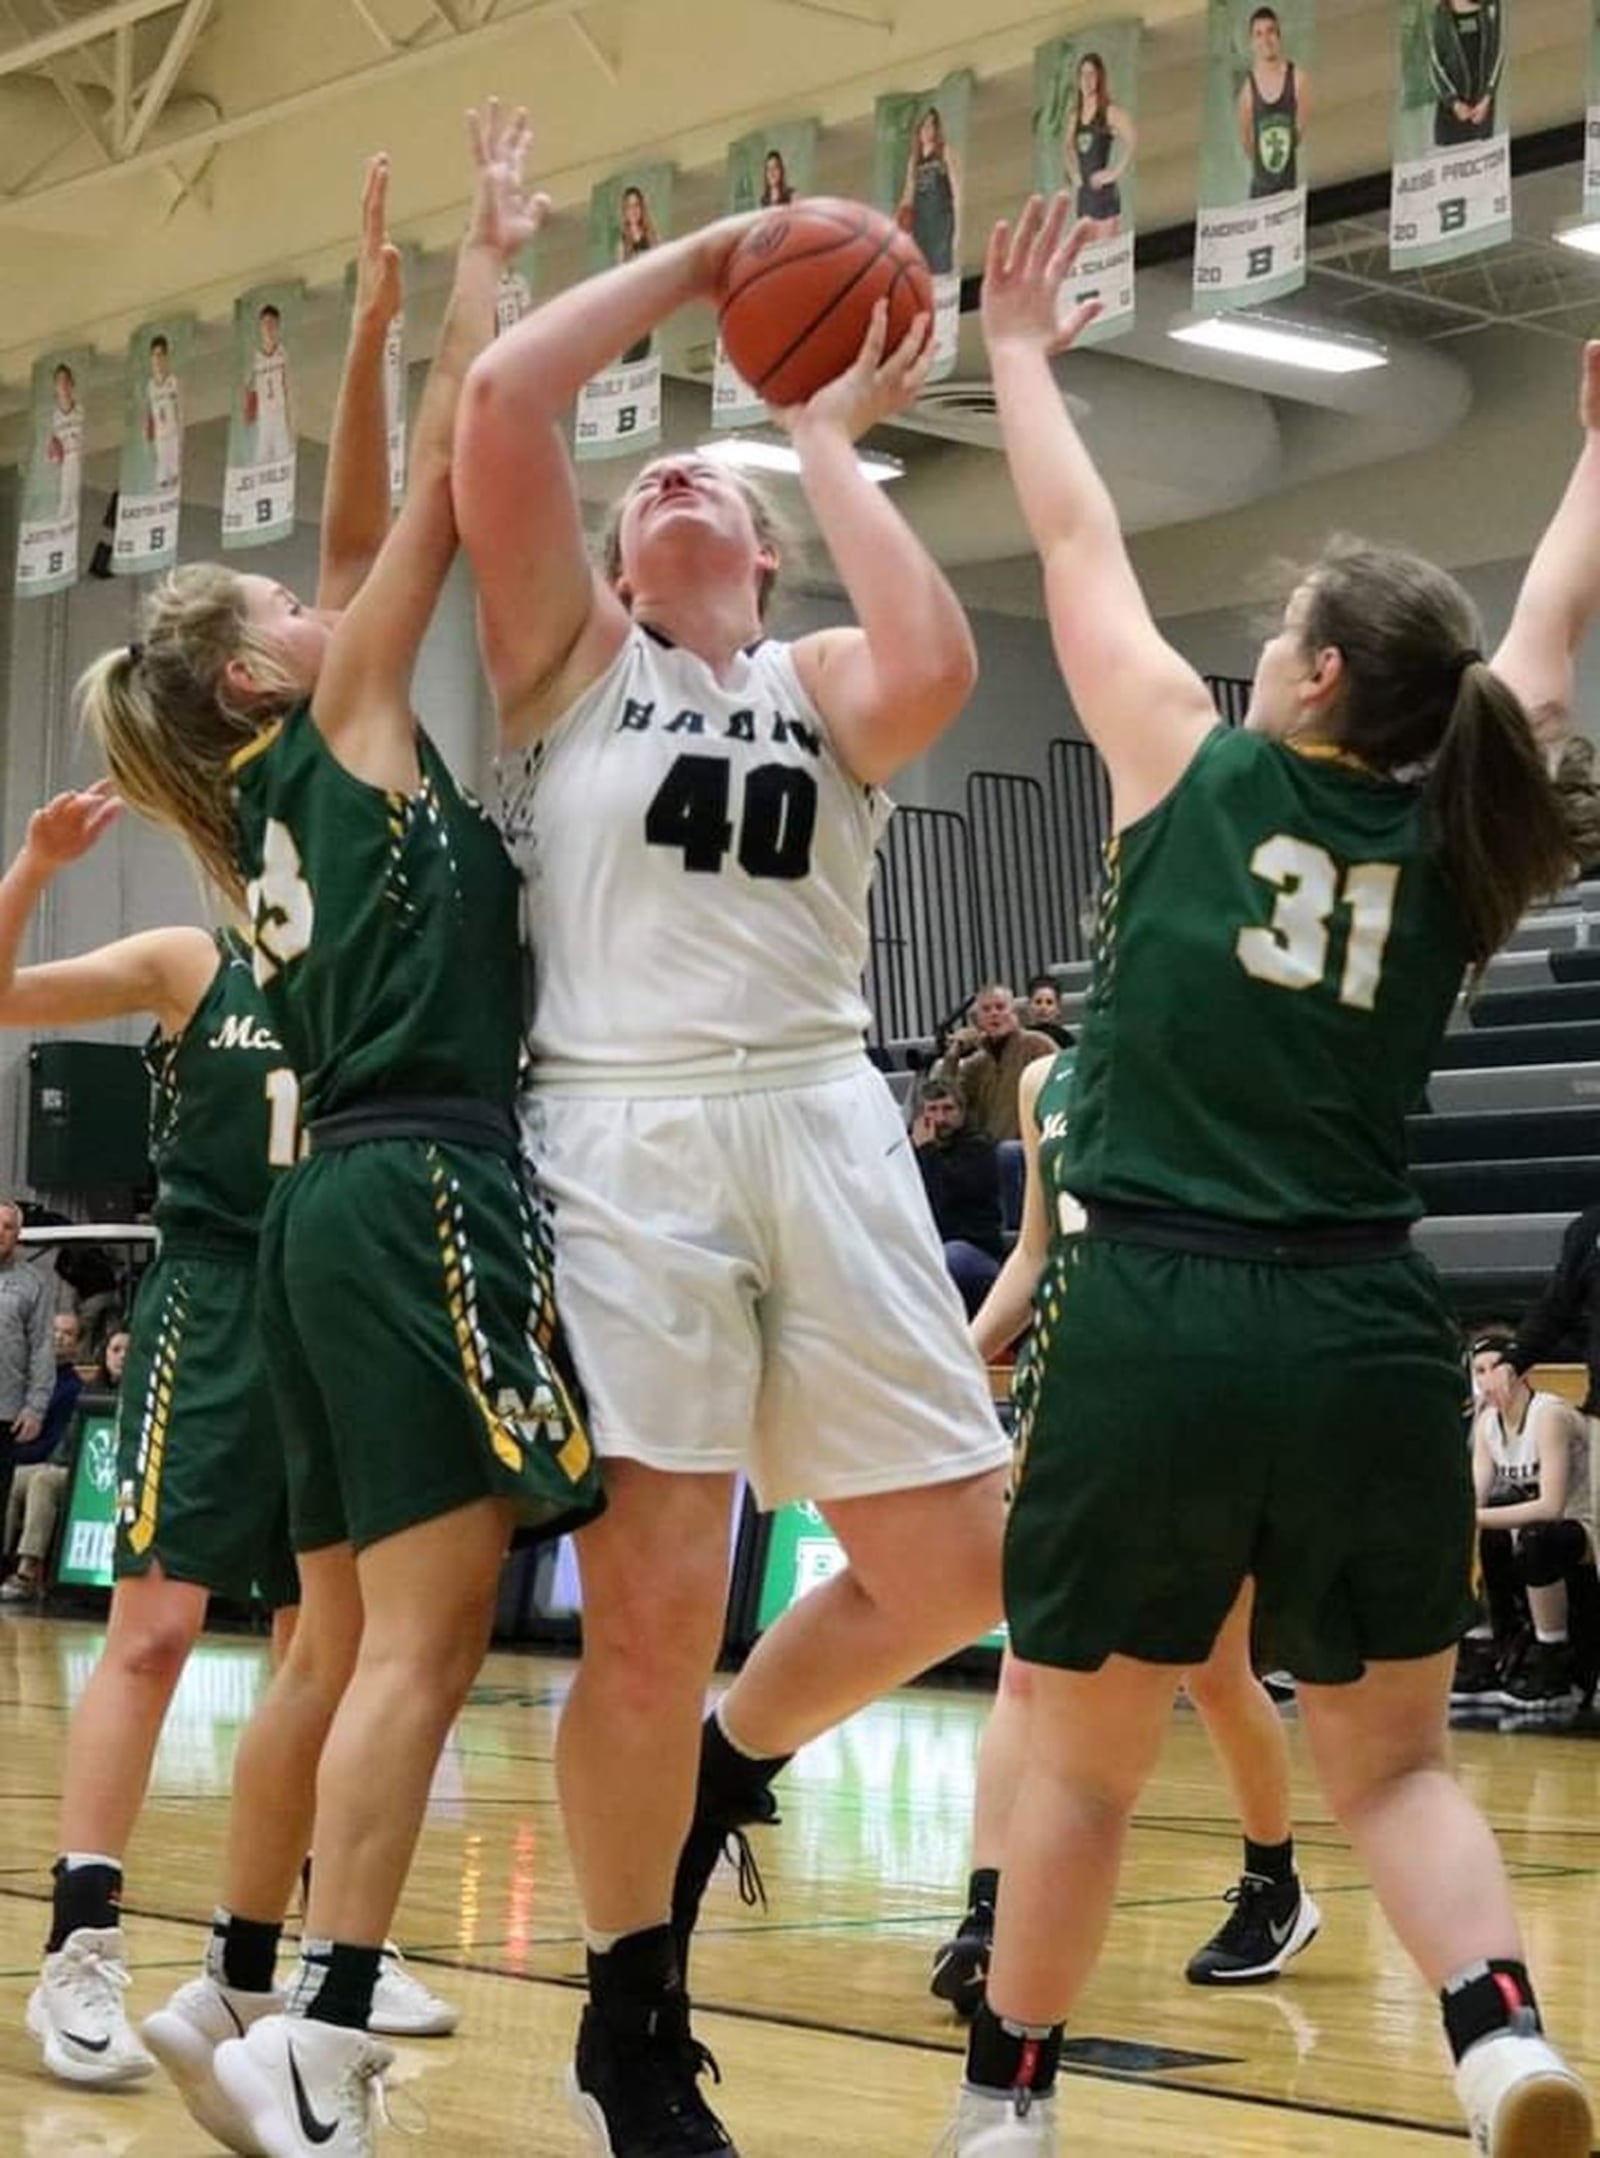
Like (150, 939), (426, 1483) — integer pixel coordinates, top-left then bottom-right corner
(1236, 835), (1400, 1011)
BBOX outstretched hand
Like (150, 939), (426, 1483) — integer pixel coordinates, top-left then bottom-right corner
(464, 100), (549, 266)
(353, 153), (403, 330)
(981, 194), (1102, 359)
(23, 781), (121, 871)
(771, 300), (934, 443)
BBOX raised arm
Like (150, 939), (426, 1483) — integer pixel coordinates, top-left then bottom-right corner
(318, 153), (404, 611)
(982, 196), (1216, 827)
(1490, 344), (1600, 744)
(784, 304), (976, 785)
(455, 214), (751, 746)
(313, 102), (545, 788)
(971, 1057), (1053, 1362)
(0, 786), (217, 1037)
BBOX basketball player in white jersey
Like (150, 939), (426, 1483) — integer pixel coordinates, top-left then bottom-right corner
(456, 227), (1010, 2154)
(247, 305), (294, 466)
(48, 364), (84, 524)
(145, 335), (183, 491)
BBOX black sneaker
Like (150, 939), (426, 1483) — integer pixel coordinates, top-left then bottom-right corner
(928, 1899), (993, 2020)
(671, 1788), (776, 1982)
(1499, 1640), (1581, 1713)
(1185, 1874), (1321, 1985)
(1450, 1636), (1504, 1705)
(566, 1997), (737, 2156)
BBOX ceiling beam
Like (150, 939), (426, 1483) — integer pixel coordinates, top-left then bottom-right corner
(111, 19), (132, 147)
(343, 0), (398, 53)
(0, 0), (191, 84)
(567, 9), (616, 84)
(121, 0), (214, 156)
(761, 0), (894, 24)
(1, 0), (112, 160)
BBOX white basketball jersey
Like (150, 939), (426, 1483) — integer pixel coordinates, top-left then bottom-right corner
(496, 627), (891, 1091)
(1480, 1392), (1591, 1526)
(51, 405), (83, 469)
(149, 377), (181, 443)
(253, 347), (288, 415)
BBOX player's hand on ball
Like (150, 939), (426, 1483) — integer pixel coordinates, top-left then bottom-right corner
(982, 194), (1102, 359)
(772, 299), (933, 444)
(24, 781), (121, 871)
(464, 100), (549, 266)
(354, 153), (404, 329)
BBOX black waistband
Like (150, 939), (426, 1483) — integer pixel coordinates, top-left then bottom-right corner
(305, 1096), (517, 1161)
(1083, 1199), (1413, 1267)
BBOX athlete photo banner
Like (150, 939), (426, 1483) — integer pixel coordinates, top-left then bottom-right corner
(1194, 0), (1312, 311)
(223, 281), (302, 549)
(872, 70), (974, 381)
(712, 118), (820, 427)
(344, 246), (416, 507)
(496, 239), (538, 339)
(575, 164), (674, 462)
(1584, 0), (1600, 217)
(15, 348), (91, 599)
(1033, 25), (1141, 347)
(1390, 0), (1509, 268)
(113, 316), (191, 577)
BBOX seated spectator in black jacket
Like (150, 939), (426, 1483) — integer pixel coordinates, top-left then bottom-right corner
(914, 1080), (1005, 1317)
(1486, 1202), (1600, 1419)
(1024, 974), (1074, 1048)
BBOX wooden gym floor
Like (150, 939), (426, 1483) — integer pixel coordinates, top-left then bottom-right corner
(0, 1614), (1597, 2155)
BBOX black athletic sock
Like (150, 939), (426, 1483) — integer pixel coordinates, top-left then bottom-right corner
(206, 1909), (282, 1995)
(587, 1923), (682, 2021)
(290, 1939), (382, 2031)
(300, 1855), (313, 1912)
(1441, 1960), (1543, 2063)
(966, 1867), (1000, 1919)
(966, 2001), (1063, 2097)
(48, 1858), (123, 1952)
(1243, 1837), (1296, 1888)
(700, 1713), (792, 1811)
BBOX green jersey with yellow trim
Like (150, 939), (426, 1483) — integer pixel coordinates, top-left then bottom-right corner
(144, 929), (293, 1247)
(1032, 1048), (1080, 1240)
(231, 708), (523, 1121)
(1063, 724), (1470, 1225)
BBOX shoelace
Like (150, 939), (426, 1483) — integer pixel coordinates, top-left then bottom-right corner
(630, 2030), (724, 2129)
(723, 1827), (768, 1913)
(344, 2048), (428, 2143)
(67, 1947), (133, 2022)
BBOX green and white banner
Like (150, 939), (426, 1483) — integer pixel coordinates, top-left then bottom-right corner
(113, 317), (191, 576)
(1584, 0), (1600, 216)
(344, 249), (415, 508)
(872, 70), (974, 380)
(1194, 0), (1312, 310)
(1390, 0), (1509, 267)
(1033, 25), (1141, 346)
(575, 165), (674, 461)
(15, 349), (91, 598)
(223, 282), (302, 549)
(712, 118), (820, 427)
(495, 239), (538, 339)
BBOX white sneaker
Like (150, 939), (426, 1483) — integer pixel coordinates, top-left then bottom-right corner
(367, 1943), (459, 2037)
(143, 1974), (281, 2153)
(25, 1927), (153, 2088)
(937, 2084), (1058, 2155)
(1455, 2028), (1593, 2158)
(214, 2014), (395, 2158)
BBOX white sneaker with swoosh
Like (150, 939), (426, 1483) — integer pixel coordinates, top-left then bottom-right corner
(26, 1927), (153, 2087)
(143, 1974), (282, 2154)
(213, 2015), (395, 2157)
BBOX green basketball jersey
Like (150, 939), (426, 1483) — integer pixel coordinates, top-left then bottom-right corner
(1032, 1048), (1080, 1239)
(1064, 725), (1470, 1224)
(231, 708), (523, 1120)
(144, 930), (293, 1248)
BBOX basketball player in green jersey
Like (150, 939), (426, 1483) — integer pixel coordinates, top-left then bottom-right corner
(82, 108), (597, 2158)
(932, 1051), (1319, 2020)
(946, 193), (1600, 2158)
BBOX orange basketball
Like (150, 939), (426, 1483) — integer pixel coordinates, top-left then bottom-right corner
(717, 197), (934, 410)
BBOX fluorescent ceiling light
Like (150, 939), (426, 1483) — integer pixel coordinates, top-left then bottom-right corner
(696, 435), (903, 484)
(1169, 314), (1388, 374)
(1555, 219), (1600, 258)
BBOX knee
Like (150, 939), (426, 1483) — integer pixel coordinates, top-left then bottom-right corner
(579, 1554), (725, 1708)
(110, 1607), (200, 1686)
(1515, 1520), (1579, 1589)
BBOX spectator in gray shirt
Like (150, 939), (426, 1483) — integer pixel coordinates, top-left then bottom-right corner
(0, 1201), (57, 1551)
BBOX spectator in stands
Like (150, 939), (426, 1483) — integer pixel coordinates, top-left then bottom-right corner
(2, 1311), (85, 1602)
(1484, 1201), (1600, 1430)
(913, 1079), (1006, 1315)
(1463, 1329), (1598, 1711)
(1024, 974), (1074, 1048)
(937, 982), (1056, 1143)
(97, 1325), (130, 1393)
(0, 1199), (57, 1569)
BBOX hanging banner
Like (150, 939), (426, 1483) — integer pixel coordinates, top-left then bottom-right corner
(1033, 26), (1141, 347)
(223, 282), (302, 550)
(344, 248), (415, 508)
(495, 240), (538, 339)
(712, 119), (820, 427)
(1194, 0), (1312, 311)
(873, 72), (973, 381)
(1390, 0), (1509, 268)
(575, 165), (674, 462)
(15, 349), (91, 599)
(112, 318), (192, 577)
(1584, 0), (1600, 217)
